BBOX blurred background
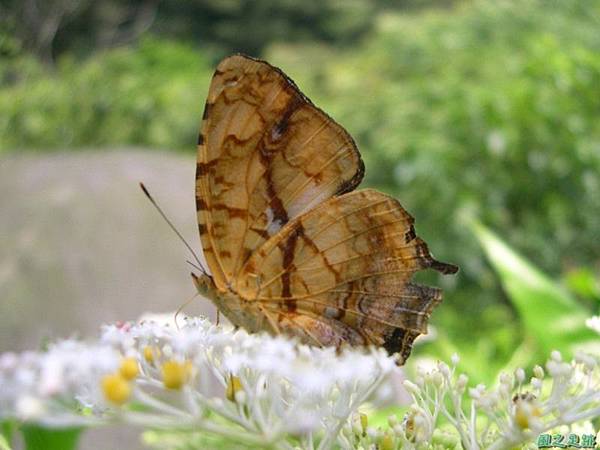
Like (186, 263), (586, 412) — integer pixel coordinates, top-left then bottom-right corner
(1, 0), (599, 446)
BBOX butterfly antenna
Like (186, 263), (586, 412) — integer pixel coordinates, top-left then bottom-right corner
(186, 259), (204, 272)
(139, 182), (208, 276)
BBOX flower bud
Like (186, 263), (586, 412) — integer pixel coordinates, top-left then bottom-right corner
(551, 350), (562, 363)
(380, 432), (394, 450)
(366, 426), (379, 440)
(469, 383), (485, 399)
(498, 371), (511, 387)
(531, 377), (542, 390)
(574, 351), (597, 370)
(456, 374), (468, 393)
(498, 382), (510, 398)
(403, 380), (420, 395)
(438, 362), (451, 378)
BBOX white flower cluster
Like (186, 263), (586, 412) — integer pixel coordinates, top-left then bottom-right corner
(1, 316), (599, 450)
(395, 351), (600, 450)
(0, 341), (121, 426)
(0, 316), (398, 449)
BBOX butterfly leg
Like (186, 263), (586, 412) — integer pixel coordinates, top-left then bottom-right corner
(253, 275), (281, 333)
(257, 304), (281, 335)
(252, 274), (263, 300)
(261, 305), (325, 347)
(291, 320), (325, 348)
(174, 292), (199, 330)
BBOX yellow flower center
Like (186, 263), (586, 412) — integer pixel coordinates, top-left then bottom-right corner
(143, 346), (159, 363)
(101, 374), (131, 405)
(162, 360), (191, 390)
(226, 375), (243, 402)
(119, 357), (139, 380)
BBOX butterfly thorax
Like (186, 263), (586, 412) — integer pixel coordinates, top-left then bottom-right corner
(191, 273), (264, 333)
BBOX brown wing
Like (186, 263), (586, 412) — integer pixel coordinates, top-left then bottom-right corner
(196, 55), (364, 291)
(235, 189), (458, 362)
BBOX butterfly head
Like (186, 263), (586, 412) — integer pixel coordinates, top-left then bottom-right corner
(191, 272), (216, 298)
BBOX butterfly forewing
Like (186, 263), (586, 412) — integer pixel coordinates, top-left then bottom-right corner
(196, 55), (363, 291)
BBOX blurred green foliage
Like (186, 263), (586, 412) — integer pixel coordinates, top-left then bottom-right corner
(20, 426), (82, 450)
(269, 0), (600, 367)
(1, 0), (598, 377)
(468, 223), (598, 378)
(0, 39), (213, 150)
(1, 0), (394, 63)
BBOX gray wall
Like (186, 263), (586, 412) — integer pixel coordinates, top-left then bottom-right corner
(1, 150), (216, 449)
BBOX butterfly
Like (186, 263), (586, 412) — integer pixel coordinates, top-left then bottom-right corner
(192, 54), (458, 363)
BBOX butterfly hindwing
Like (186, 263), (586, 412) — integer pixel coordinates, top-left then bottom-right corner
(235, 189), (457, 360)
(196, 55), (364, 291)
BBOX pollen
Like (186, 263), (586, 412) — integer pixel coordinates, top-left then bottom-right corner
(101, 374), (131, 405)
(226, 375), (243, 402)
(162, 360), (191, 390)
(119, 357), (139, 380)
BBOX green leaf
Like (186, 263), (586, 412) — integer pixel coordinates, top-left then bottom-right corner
(0, 434), (11, 450)
(1, 421), (16, 450)
(21, 426), (83, 450)
(472, 222), (597, 359)
(0, 435), (11, 450)
(563, 267), (600, 303)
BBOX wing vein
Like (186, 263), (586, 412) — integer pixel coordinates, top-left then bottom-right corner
(241, 195), (392, 274)
(257, 217), (412, 290)
(255, 268), (422, 301)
